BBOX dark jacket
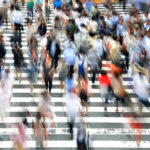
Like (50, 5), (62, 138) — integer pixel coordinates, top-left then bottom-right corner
(0, 42), (6, 60)
(46, 37), (61, 60)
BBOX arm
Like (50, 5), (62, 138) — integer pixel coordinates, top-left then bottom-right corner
(41, 68), (44, 83)
(48, 67), (55, 79)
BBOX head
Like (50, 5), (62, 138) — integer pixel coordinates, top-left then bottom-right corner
(36, 112), (41, 121)
(27, 19), (32, 26)
(100, 70), (107, 76)
(11, 4), (14, 11)
(49, 29), (53, 37)
(5, 67), (10, 76)
(15, 5), (20, 11)
(55, 16), (59, 23)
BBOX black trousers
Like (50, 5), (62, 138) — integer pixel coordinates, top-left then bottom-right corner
(91, 70), (96, 83)
(122, 50), (129, 71)
(44, 77), (52, 93)
(68, 122), (74, 137)
(67, 65), (74, 78)
(14, 23), (23, 33)
(77, 137), (87, 150)
(122, 0), (126, 10)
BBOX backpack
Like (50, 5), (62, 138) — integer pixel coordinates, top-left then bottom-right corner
(78, 55), (85, 77)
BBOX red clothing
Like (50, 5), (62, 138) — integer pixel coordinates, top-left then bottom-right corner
(98, 74), (112, 88)
(106, 63), (122, 74)
(125, 115), (143, 129)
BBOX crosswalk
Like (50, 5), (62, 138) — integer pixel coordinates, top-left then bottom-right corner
(1, 2), (150, 150)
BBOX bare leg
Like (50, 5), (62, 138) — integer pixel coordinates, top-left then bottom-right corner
(19, 69), (22, 83)
(85, 102), (88, 116)
(105, 104), (107, 111)
(60, 80), (63, 89)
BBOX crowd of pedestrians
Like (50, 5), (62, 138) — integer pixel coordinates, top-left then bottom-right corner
(0, 0), (150, 149)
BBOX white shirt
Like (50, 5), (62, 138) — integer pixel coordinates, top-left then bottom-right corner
(142, 35), (150, 59)
(13, 10), (23, 24)
(65, 93), (82, 121)
(142, 13), (150, 22)
(90, 20), (98, 33)
(133, 74), (150, 99)
(75, 54), (88, 70)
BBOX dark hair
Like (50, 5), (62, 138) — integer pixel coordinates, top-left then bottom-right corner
(36, 112), (41, 120)
(114, 72), (120, 78)
(101, 70), (107, 75)
(11, 4), (14, 10)
(15, 5), (19, 10)
(55, 16), (59, 21)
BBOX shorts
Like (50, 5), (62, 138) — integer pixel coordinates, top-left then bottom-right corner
(80, 90), (88, 102)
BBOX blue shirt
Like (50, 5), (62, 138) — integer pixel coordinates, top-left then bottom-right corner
(116, 23), (127, 37)
(65, 77), (74, 94)
(54, 0), (62, 8)
(84, 1), (94, 12)
(51, 40), (56, 58)
(63, 47), (76, 66)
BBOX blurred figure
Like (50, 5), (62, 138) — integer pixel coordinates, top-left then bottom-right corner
(1, 0), (8, 28)
(98, 70), (112, 111)
(11, 122), (31, 150)
(28, 49), (39, 96)
(38, 20), (47, 37)
(27, 0), (34, 19)
(57, 58), (68, 89)
(88, 47), (100, 83)
(0, 79), (10, 125)
(33, 112), (44, 150)
(9, 4), (15, 31)
(65, 87), (83, 139)
(13, 5), (23, 33)
(111, 72), (127, 112)
(11, 42), (24, 83)
(10, 30), (22, 48)
(75, 47), (88, 81)
(41, 54), (55, 95)
(54, 16), (62, 43)
(63, 44), (76, 79)
(0, 32), (6, 80)
(83, 0), (94, 15)
(4, 67), (14, 107)
(38, 91), (56, 137)
(28, 35), (38, 54)
(125, 114), (143, 147)
(26, 20), (34, 46)
(77, 119), (88, 150)
(78, 78), (91, 116)
(0, 8), (4, 30)
(132, 64), (150, 109)
(54, 0), (62, 9)
(46, 29), (61, 69)
(45, 0), (50, 23)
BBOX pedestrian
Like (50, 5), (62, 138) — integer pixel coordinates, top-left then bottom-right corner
(0, 32), (6, 80)
(33, 112), (44, 150)
(41, 53), (55, 95)
(57, 58), (68, 88)
(13, 5), (24, 33)
(65, 87), (83, 139)
(97, 70), (112, 111)
(46, 29), (61, 69)
(11, 42), (24, 83)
